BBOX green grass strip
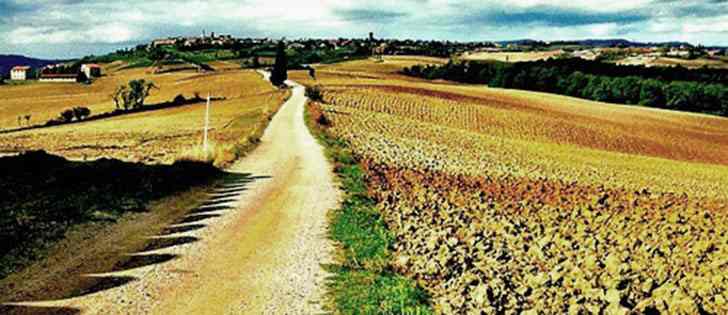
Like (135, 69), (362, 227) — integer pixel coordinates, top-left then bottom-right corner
(305, 101), (433, 315)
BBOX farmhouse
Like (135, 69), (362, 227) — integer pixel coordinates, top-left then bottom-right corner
(10, 66), (31, 80)
(39, 74), (77, 83)
(81, 64), (102, 78)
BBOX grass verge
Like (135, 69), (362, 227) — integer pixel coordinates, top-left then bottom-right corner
(304, 98), (432, 315)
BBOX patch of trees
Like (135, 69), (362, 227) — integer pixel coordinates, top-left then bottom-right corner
(46, 106), (91, 125)
(403, 59), (728, 116)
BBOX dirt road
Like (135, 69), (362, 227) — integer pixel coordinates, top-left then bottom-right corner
(2, 79), (340, 314)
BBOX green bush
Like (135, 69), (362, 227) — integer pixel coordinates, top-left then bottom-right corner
(60, 109), (74, 122)
(305, 85), (324, 102)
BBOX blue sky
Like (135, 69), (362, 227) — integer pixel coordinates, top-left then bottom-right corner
(0, 0), (727, 59)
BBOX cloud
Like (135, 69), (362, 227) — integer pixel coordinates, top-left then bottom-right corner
(0, 0), (726, 59)
(333, 8), (408, 23)
(458, 5), (649, 27)
(8, 23), (136, 45)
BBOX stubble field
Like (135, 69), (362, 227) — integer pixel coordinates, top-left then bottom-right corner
(297, 57), (728, 314)
(458, 50), (563, 63)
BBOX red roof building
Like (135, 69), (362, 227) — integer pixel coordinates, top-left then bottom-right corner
(10, 66), (31, 80)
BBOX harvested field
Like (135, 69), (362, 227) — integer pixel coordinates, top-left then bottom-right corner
(459, 50), (563, 62)
(302, 58), (728, 314)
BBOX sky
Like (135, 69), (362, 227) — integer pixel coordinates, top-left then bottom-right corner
(0, 0), (727, 59)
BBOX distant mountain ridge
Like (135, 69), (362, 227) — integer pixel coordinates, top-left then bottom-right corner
(496, 38), (696, 48)
(0, 55), (61, 77)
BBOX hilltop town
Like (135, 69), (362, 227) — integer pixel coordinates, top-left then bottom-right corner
(3, 33), (727, 85)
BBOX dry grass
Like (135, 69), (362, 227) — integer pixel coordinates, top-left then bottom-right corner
(459, 50), (563, 62)
(617, 56), (728, 69)
(301, 56), (448, 83)
(0, 65), (287, 165)
(650, 57), (728, 69)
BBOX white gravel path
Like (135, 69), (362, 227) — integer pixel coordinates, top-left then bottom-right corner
(3, 77), (340, 315)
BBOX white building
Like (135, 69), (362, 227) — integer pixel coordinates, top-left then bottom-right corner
(81, 64), (102, 78)
(39, 74), (77, 82)
(10, 66), (31, 80)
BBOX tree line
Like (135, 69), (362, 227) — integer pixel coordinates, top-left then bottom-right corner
(402, 59), (728, 116)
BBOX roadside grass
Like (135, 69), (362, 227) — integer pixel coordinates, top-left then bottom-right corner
(178, 88), (291, 167)
(305, 100), (432, 315)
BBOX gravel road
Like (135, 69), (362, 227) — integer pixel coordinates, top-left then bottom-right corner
(2, 78), (340, 314)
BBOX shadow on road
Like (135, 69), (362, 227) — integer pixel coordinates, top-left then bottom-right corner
(0, 159), (270, 314)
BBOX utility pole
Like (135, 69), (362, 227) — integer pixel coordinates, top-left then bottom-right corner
(203, 92), (210, 158)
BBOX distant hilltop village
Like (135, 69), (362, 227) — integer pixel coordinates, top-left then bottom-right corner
(147, 30), (380, 52)
(2, 32), (726, 84)
(144, 31), (726, 63)
(151, 30), (238, 49)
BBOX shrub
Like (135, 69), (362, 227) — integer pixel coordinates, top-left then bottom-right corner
(173, 94), (187, 105)
(305, 85), (324, 102)
(72, 106), (91, 120)
(316, 112), (331, 126)
(60, 109), (75, 123)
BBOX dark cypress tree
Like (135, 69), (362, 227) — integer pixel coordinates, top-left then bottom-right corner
(270, 41), (288, 86)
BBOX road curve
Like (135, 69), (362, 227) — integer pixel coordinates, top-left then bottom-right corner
(5, 77), (339, 314)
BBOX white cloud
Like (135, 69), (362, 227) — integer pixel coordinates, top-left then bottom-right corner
(588, 23), (618, 37)
(8, 23), (136, 44)
(0, 0), (726, 58)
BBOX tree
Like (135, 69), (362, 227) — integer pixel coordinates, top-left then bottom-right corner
(112, 86), (130, 110)
(639, 79), (666, 107)
(270, 40), (288, 86)
(148, 47), (167, 62)
(664, 81), (695, 110)
(129, 79), (158, 109)
(564, 72), (589, 97)
(112, 79), (158, 111)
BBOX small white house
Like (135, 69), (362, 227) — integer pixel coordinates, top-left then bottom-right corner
(10, 66), (31, 80)
(80, 64), (102, 78)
